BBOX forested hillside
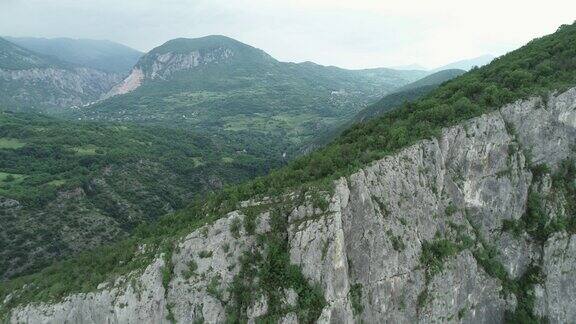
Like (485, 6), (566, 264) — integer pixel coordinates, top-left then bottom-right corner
(0, 112), (283, 279)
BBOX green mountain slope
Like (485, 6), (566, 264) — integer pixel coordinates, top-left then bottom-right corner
(76, 36), (426, 152)
(0, 111), (283, 279)
(353, 69), (465, 123)
(392, 69), (465, 93)
(306, 69), (465, 150)
(4, 37), (142, 73)
(0, 37), (121, 113)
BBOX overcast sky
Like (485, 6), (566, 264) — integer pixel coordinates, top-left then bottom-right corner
(1, 0), (575, 69)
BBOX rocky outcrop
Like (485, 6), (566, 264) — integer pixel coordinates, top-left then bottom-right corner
(144, 48), (234, 80)
(105, 47), (237, 98)
(104, 68), (144, 98)
(0, 67), (121, 110)
(6, 87), (576, 323)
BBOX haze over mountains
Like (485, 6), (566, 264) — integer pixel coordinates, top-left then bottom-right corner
(3, 37), (143, 73)
(0, 37), (122, 112)
(392, 54), (496, 72)
(431, 54), (496, 72)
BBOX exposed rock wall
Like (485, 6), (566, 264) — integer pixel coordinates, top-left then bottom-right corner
(7, 87), (576, 323)
(105, 47), (236, 98)
(0, 67), (121, 110)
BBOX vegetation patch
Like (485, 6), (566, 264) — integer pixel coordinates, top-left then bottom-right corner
(386, 230), (406, 252)
(502, 160), (576, 243)
(242, 206), (259, 236)
(229, 218), (241, 239)
(198, 250), (213, 258)
(0, 138), (26, 149)
(420, 237), (463, 280)
(226, 204), (326, 323)
(444, 203), (457, 217)
(182, 260), (198, 280)
(349, 283), (364, 316)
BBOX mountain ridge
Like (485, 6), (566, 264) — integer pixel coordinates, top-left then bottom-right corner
(431, 54), (496, 72)
(4, 36), (142, 73)
(0, 37), (122, 112)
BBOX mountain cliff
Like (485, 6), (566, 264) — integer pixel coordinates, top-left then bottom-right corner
(0, 37), (122, 112)
(2, 22), (576, 324)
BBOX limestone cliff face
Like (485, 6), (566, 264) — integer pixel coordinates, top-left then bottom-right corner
(143, 48), (234, 80)
(105, 47), (238, 98)
(0, 66), (121, 110)
(7, 87), (576, 323)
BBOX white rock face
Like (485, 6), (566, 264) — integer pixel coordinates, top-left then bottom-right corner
(9, 258), (168, 323)
(6, 87), (576, 323)
(104, 68), (144, 98)
(105, 47), (236, 98)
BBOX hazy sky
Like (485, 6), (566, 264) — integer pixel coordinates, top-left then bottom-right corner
(1, 0), (575, 69)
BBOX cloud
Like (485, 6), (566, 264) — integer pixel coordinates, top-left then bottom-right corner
(0, 0), (574, 69)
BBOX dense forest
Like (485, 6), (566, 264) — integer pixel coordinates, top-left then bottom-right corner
(0, 112), (285, 279)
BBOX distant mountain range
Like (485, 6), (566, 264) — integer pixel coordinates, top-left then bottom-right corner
(392, 54), (496, 72)
(431, 54), (495, 72)
(3, 37), (142, 73)
(0, 37), (122, 113)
